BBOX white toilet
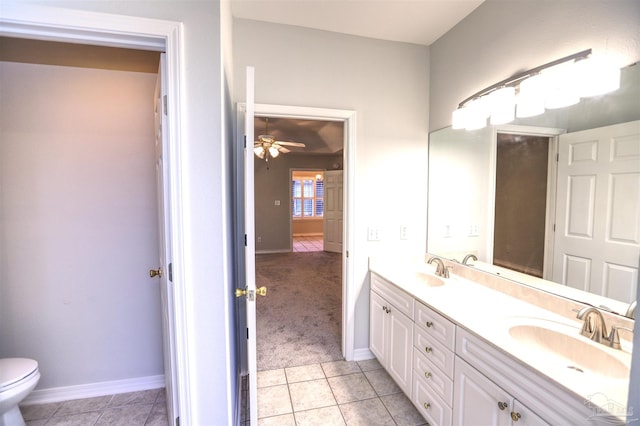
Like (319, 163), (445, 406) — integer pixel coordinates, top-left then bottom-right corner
(0, 358), (40, 426)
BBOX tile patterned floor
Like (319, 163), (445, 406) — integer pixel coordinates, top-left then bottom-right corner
(20, 388), (168, 426)
(254, 359), (427, 426)
(292, 236), (323, 252)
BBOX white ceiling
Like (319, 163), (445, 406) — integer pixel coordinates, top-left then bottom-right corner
(231, 0), (485, 46)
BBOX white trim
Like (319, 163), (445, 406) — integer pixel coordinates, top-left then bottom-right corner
(23, 375), (165, 405)
(0, 4), (189, 424)
(352, 348), (375, 362)
(256, 249), (291, 254)
(238, 103), (357, 361)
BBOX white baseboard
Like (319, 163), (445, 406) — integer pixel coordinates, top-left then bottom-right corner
(23, 375), (165, 405)
(256, 249), (291, 254)
(353, 348), (374, 361)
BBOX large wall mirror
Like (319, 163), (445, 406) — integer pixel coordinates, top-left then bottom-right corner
(427, 63), (640, 318)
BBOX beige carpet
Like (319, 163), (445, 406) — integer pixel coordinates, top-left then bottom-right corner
(256, 251), (343, 371)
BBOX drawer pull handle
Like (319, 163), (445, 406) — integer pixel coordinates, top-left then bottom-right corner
(425, 347), (432, 353)
(511, 412), (521, 422)
(498, 401), (508, 411)
(424, 372), (431, 379)
(423, 402), (431, 410)
(426, 321), (433, 327)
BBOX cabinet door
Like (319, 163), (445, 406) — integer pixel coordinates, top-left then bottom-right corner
(511, 401), (549, 426)
(387, 307), (413, 395)
(453, 358), (511, 426)
(369, 291), (387, 365)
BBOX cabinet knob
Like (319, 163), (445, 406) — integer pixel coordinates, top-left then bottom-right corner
(426, 321), (433, 327)
(511, 412), (521, 422)
(425, 347), (432, 353)
(498, 401), (508, 411)
(424, 372), (431, 379)
(423, 402), (431, 410)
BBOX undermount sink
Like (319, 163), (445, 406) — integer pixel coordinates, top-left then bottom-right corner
(413, 271), (445, 287)
(507, 318), (630, 379)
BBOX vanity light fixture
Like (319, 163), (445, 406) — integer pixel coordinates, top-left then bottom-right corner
(451, 49), (622, 130)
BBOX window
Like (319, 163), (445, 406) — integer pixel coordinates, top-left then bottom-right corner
(292, 171), (324, 218)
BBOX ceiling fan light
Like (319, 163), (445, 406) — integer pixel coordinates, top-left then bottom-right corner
(268, 146), (280, 158)
(254, 146), (265, 159)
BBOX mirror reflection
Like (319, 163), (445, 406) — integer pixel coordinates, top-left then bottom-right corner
(428, 64), (640, 317)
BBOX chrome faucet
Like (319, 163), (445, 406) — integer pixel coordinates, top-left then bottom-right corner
(428, 257), (449, 278)
(576, 307), (608, 344)
(462, 254), (477, 265)
(575, 306), (632, 350)
(625, 300), (637, 319)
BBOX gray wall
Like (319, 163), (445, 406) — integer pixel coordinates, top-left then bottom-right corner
(255, 155), (342, 252)
(234, 19), (430, 351)
(429, 0), (640, 131)
(0, 62), (163, 389)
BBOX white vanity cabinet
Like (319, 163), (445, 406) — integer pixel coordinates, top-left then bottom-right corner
(412, 301), (456, 426)
(453, 357), (548, 426)
(369, 273), (414, 395)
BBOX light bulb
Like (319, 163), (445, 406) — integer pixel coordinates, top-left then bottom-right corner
(516, 74), (546, 118)
(489, 87), (515, 125)
(254, 146), (265, 159)
(574, 57), (620, 97)
(268, 146), (280, 158)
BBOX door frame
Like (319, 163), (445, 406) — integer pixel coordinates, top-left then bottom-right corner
(236, 103), (357, 361)
(1, 3), (189, 422)
(491, 125), (565, 279)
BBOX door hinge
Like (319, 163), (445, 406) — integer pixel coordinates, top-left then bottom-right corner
(247, 327), (249, 339)
(244, 135), (247, 148)
(175, 416), (179, 426)
(346, 250), (349, 258)
(163, 95), (168, 116)
(244, 234), (247, 246)
(556, 153), (559, 162)
(553, 224), (556, 232)
(168, 262), (173, 282)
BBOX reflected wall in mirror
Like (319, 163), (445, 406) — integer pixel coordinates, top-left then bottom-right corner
(428, 64), (640, 317)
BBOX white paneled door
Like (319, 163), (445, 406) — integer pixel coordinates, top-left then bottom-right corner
(553, 120), (640, 302)
(153, 53), (179, 426)
(323, 170), (344, 253)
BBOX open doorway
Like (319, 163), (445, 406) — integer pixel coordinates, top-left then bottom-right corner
(252, 116), (345, 371)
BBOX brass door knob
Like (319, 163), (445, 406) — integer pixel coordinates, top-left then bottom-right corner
(235, 288), (247, 298)
(149, 268), (162, 278)
(256, 286), (267, 297)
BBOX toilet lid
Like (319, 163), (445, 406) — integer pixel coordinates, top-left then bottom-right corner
(0, 358), (38, 389)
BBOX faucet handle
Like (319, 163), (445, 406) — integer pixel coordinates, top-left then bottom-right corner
(608, 325), (634, 350)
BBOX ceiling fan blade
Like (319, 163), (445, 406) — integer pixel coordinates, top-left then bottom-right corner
(276, 146), (291, 153)
(275, 141), (306, 147)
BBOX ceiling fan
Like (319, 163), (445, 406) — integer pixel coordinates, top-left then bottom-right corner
(254, 118), (306, 162)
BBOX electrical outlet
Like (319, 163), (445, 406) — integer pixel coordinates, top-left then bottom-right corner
(400, 226), (408, 240)
(469, 224), (479, 237)
(274, 200), (280, 206)
(444, 225), (452, 238)
(257, 236), (262, 243)
(367, 227), (380, 241)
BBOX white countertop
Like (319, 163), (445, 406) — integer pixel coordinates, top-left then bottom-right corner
(369, 256), (632, 421)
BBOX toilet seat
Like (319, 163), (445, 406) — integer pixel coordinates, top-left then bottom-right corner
(0, 359), (39, 391)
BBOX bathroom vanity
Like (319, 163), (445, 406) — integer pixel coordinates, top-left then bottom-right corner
(369, 258), (633, 426)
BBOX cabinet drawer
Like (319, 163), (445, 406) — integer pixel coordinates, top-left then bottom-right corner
(413, 375), (452, 426)
(370, 273), (414, 318)
(414, 326), (454, 378)
(414, 301), (455, 350)
(413, 347), (453, 406)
